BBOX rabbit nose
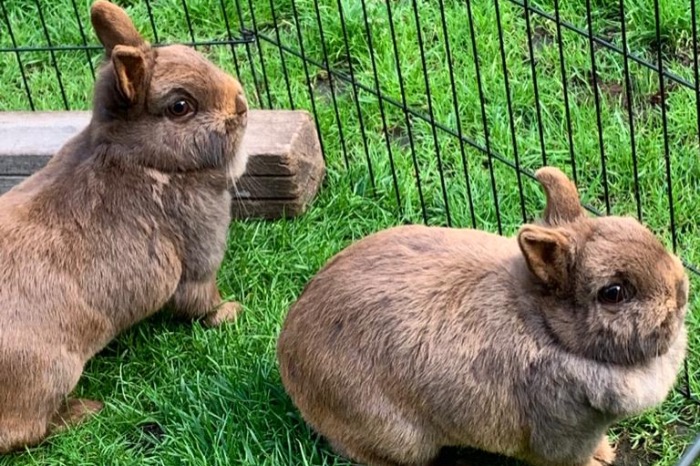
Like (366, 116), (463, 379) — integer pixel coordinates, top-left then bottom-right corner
(235, 93), (248, 115)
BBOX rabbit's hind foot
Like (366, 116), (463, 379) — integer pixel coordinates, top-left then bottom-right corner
(202, 301), (241, 327)
(49, 398), (104, 432)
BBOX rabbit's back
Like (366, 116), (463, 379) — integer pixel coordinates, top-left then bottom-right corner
(278, 224), (542, 454)
(0, 159), (184, 355)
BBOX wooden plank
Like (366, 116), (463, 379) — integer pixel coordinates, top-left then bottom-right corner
(231, 199), (316, 220)
(0, 156), (49, 176)
(0, 110), (325, 220)
(0, 176), (26, 195)
(0, 110), (320, 177)
(0, 151), (302, 177)
(232, 149), (325, 218)
(235, 158), (324, 200)
(231, 106), (325, 212)
(0, 111), (90, 159)
(234, 176), (302, 200)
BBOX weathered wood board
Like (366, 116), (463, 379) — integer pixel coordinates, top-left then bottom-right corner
(0, 110), (325, 219)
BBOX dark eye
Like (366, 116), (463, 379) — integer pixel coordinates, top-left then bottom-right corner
(597, 283), (634, 305)
(168, 99), (194, 118)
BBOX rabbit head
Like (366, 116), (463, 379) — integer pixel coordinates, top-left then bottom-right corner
(517, 167), (688, 366)
(89, 0), (248, 181)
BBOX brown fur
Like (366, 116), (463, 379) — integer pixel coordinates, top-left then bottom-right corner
(277, 167), (689, 466)
(0, 1), (248, 453)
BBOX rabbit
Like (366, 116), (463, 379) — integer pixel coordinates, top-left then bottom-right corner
(0, 0), (248, 453)
(277, 167), (689, 466)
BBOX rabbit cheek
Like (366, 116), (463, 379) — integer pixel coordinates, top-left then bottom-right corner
(194, 129), (226, 169)
(629, 300), (677, 360)
(227, 146), (248, 183)
(221, 119), (248, 182)
(674, 275), (689, 316)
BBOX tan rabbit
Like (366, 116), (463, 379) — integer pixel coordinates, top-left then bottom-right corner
(277, 167), (689, 466)
(0, 0), (248, 453)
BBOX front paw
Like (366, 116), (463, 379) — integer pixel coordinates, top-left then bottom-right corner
(203, 301), (241, 327)
(591, 437), (616, 466)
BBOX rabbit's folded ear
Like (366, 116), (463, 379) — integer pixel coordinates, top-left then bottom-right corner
(535, 167), (584, 226)
(112, 45), (148, 103)
(91, 0), (145, 57)
(517, 225), (574, 289)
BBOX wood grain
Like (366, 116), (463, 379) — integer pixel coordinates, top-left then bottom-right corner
(0, 110), (325, 219)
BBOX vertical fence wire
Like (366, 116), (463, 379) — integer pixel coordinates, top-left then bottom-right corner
(411, 0), (452, 226)
(357, 0), (401, 205)
(335, 0), (374, 194)
(437, 0), (476, 228)
(143, 0), (160, 43)
(34, 0), (69, 110)
(494, 0), (527, 223)
(691, 0), (700, 402)
(692, 0), (700, 161)
(385, 0), (428, 223)
(523, 0), (547, 166)
(465, 0), (501, 234)
(310, 0), (351, 175)
(552, 0), (577, 184)
(234, 0), (263, 107)
(0, 0), (35, 110)
(70, 0), (95, 80)
(653, 0), (678, 254)
(180, 0), (197, 50)
(245, 0), (273, 109)
(618, 0), (642, 221)
(268, 0), (295, 109)
(290, 0), (326, 161)
(584, 0), (610, 215)
(220, 0), (244, 83)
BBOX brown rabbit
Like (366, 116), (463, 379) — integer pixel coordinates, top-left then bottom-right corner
(277, 167), (689, 466)
(0, 0), (248, 453)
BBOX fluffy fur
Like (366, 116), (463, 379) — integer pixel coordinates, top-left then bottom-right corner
(0, 0), (248, 452)
(277, 167), (689, 466)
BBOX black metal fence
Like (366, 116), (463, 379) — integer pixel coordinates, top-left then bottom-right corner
(1, 0), (698, 399)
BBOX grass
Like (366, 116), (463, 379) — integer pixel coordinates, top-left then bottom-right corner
(1, 0), (699, 464)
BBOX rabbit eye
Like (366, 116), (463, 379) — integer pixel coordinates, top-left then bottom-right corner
(168, 99), (194, 118)
(597, 283), (633, 305)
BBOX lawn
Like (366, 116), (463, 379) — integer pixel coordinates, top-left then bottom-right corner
(1, 0), (699, 464)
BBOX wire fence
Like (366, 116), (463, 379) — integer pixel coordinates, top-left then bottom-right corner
(1, 0), (698, 400)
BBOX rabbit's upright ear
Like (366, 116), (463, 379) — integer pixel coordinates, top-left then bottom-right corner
(111, 45), (148, 103)
(535, 167), (584, 226)
(91, 1), (145, 57)
(517, 225), (574, 289)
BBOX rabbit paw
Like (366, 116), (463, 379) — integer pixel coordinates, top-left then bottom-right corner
(591, 437), (616, 466)
(50, 398), (103, 431)
(203, 301), (241, 327)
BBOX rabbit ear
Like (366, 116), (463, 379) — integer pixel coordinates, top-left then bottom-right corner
(91, 1), (145, 57)
(112, 45), (148, 103)
(535, 167), (584, 225)
(518, 225), (574, 289)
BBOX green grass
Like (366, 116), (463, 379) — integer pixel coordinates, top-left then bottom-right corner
(1, 0), (699, 464)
